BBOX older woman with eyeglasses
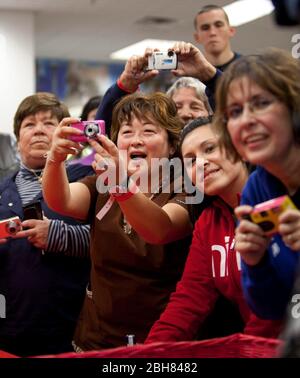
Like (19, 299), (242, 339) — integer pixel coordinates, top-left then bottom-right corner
(213, 48), (300, 320)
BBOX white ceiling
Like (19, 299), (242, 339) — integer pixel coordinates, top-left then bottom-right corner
(0, 0), (298, 62)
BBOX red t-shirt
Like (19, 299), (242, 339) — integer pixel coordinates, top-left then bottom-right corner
(146, 198), (282, 343)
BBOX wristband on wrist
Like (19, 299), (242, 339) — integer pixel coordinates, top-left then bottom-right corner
(117, 78), (139, 93)
(109, 177), (139, 202)
(111, 190), (134, 202)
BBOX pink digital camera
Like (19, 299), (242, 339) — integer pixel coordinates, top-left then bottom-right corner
(69, 120), (105, 143)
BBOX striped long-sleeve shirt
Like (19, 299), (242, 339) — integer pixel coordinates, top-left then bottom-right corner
(16, 163), (91, 258)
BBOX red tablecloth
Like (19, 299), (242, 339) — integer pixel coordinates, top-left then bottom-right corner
(33, 333), (282, 359)
(0, 350), (18, 358)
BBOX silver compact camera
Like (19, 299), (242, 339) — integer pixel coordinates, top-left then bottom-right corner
(147, 51), (178, 70)
(0, 216), (22, 238)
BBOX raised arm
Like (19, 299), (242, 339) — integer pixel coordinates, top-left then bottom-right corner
(89, 135), (192, 244)
(118, 192), (192, 244)
(171, 42), (217, 83)
(42, 117), (91, 221)
(95, 51), (159, 137)
(171, 42), (219, 110)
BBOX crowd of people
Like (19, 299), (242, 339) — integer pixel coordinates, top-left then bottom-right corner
(0, 4), (300, 357)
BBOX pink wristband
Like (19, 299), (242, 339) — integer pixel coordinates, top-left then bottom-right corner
(117, 78), (139, 93)
(110, 180), (139, 202)
(111, 191), (135, 202)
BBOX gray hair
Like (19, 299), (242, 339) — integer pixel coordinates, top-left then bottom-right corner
(167, 77), (212, 114)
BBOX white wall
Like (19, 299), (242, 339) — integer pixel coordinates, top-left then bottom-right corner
(0, 11), (35, 135)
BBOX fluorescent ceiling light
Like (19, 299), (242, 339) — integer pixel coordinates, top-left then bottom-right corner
(224, 0), (274, 27)
(110, 1), (275, 61)
(110, 38), (178, 61)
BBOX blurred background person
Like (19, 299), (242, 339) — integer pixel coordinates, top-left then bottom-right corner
(69, 95), (102, 165)
(192, 4), (241, 110)
(271, 0), (300, 25)
(193, 4), (239, 71)
(0, 132), (19, 182)
(80, 95), (102, 122)
(166, 76), (212, 125)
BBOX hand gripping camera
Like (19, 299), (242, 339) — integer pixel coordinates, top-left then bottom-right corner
(147, 51), (178, 70)
(244, 195), (297, 236)
(69, 120), (105, 143)
(0, 216), (22, 238)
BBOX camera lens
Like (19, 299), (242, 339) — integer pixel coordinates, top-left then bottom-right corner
(84, 123), (99, 138)
(258, 221), (275, 232)
(168, 51), (174, 57)
(6, 220), (20, 235)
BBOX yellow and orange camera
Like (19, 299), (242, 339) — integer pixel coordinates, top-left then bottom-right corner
(245, 195), (297, 236)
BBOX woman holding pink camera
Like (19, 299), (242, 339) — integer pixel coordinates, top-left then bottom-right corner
(42, 92), (193, 350)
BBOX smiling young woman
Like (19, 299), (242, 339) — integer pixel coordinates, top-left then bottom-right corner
(146, 116), (282, 343)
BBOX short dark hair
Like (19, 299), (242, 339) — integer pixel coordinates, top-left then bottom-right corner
(80, 95), (102, 121)
(14, 92), (69, 140)
(194, 4), (230, 29)
(111, 92), (183, 154)
(180, 116), (213, 151)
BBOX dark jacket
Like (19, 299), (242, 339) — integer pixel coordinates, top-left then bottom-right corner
(0, 164), (93, 357)
(241, 166), (300, 320)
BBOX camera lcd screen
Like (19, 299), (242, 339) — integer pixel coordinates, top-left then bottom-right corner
(162, 59), (174, 64)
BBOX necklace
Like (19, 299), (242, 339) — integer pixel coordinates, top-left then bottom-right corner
(28, 168), (43, 184)
(122, 192), (156, 235)
(122, 217), (132, 235)
(21, 163), (44, 184)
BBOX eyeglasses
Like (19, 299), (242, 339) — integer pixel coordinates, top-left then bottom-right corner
(224, 95), (279, 123)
